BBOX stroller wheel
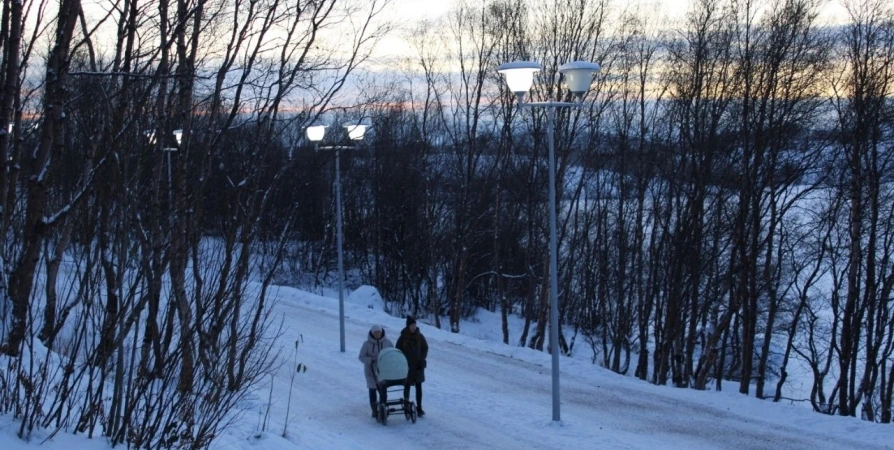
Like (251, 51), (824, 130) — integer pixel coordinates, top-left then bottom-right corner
(378, 403), (388, 426)
(409, 402), (417, 424)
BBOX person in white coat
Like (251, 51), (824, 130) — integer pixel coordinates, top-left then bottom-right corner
(358, 324), (393, 418)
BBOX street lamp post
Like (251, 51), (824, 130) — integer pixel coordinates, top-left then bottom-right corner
(167, 129), (182, 205)
(306, 123), (367, 353)
(146, 129), (182, 205)
(497, 59), (600, 423)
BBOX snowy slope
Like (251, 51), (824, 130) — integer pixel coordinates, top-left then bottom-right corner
(3, 283), (892, 450)
(209, 285), (891, 450)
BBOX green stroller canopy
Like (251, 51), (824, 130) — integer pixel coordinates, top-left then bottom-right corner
(376, 347), (409, 381)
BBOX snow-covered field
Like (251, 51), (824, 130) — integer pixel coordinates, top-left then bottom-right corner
(2, 283), (892, 450)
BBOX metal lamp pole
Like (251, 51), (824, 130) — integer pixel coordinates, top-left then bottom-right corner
(334, 144), (345, 352)
(546, 104), (561, 422)
(167, 129), (182, 206)
(146, 129), (181, 206)
(306, 124), (367, 353)
(497, 60), (600, 422)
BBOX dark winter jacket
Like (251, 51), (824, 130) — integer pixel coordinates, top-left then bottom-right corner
(396, 326), (428, 384)
(359, 326), (393, 389)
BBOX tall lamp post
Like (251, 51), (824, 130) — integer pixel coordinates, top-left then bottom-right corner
(306, 123), (367, 353)
(497, 60), (600, 422)
(146, 129), (182, 205)
(167, 129), (182, 204)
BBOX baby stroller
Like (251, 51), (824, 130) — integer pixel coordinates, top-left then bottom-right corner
(374, 347), (418, 425)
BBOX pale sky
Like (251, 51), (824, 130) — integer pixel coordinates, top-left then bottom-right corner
(390, 0), (455, 21)
(374, 0), (853, 65)
(390, 0), (852, 24)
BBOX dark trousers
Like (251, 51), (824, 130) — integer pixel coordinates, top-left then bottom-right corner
(369, 388), (383, 409)
(403, 381), (422, 408)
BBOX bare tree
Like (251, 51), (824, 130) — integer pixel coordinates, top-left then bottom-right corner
(1, 0), (395, 446)
(826, 0), (894, 419)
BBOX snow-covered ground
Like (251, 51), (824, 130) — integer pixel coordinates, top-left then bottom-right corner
(2, 283), (892, 450)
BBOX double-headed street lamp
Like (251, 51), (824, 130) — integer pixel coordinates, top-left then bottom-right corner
(146, 129), (183, 205)
(497, 59), (600, 422)
(306, 123), (367, 353)
(168, 129), (182, 203)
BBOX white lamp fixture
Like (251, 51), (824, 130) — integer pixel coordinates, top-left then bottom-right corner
(344, 124), (367, 141)
(558, 61), (600, 101)
(173, 129), (183, 145)
(497, 61), (543, 103)
(306, 125), (326, 142)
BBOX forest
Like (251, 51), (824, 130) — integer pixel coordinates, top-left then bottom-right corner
(0, 0), (892, 447)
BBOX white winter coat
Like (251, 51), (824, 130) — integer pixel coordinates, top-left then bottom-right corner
(358, 326), (394, 389)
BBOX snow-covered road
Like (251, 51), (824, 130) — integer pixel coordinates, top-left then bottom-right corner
(208, 286), (891, 450)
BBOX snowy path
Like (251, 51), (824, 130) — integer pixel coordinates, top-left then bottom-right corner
(208, 286), (892, 450)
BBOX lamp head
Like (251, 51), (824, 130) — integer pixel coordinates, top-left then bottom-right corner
(173, 129), (183, 145)
(498, 61), (542, 103)
(344, 124), (367, 141)
(306, 125), (327, 142)
(558, 61), (600, 101)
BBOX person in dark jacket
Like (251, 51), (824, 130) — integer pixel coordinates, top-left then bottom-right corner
(396, 315), (428, 416)
(358, 324), (393, 418)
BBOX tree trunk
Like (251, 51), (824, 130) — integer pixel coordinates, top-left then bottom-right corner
(3, 0), (80, 356)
